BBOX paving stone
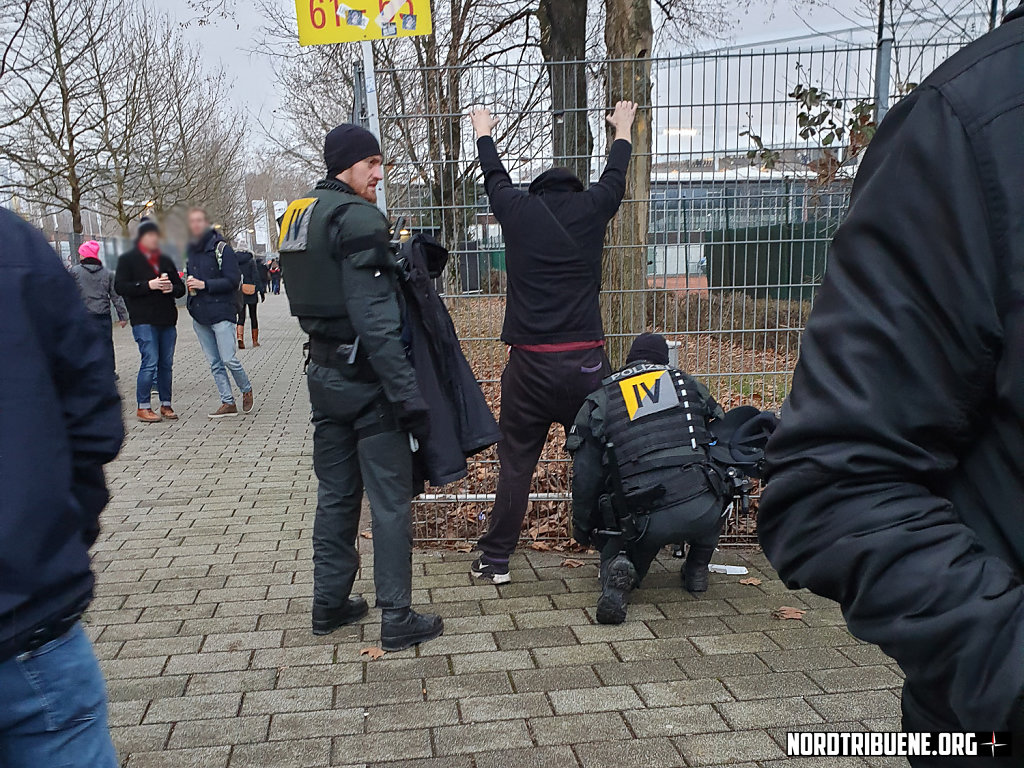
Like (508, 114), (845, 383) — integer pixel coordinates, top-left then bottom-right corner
(806, 691), (902, 721)
(575, 737), (686, 767)
(241, 686), (333, 715)
(168, 715), (270, 748)
(571, 621), (655, 644)
(427, 671), (513, 700)
(716, 697), (825, 729)
(474, 745), (580, 768)
(759, 647), (856, 673)
(636, 678), (734, 707)
(611, 638), (698, 661)
(268, 709), (368, 740)
(230, 738), (332, 767)
(675, 730), (787, 765)
(451, 649), (535, 674)
(494, 626), (578, 650)
(808, 665), (904, 693)
(145, 692), (242, 722)
(512, 665), (601, 692)
(592, 658), (689, 685)
(690, 631), (780, 655)
(111, 723), (173, 753)
(370, 759), (471, 768)
(460, 691), (553, 721)
(533, 642), (616, 667)
(432, 720), (533, 755)
(529, 712), (631, 745)
(276, 663), (364, 688)
(549, 685), (644, 715)
(364, 654), (452, 681)
(365, 699), (460, 731)
(624, 704), (731, 737)
(722, 672), (822, 700)
(127, 746), (231, 768)
(677, 652), (772, 680)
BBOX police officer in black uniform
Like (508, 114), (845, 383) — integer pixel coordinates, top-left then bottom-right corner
(278, 124), (442, 651)
(568, 333), (727, 624)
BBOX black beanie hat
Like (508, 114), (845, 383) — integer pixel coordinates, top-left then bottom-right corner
(626, 332), (670, 366)
(324, 124), (382, 177)
(136, 216), (159, 240)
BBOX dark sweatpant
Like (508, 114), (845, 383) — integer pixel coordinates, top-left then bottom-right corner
(600, 513), (723, 582)
(479, 346), (609, 560)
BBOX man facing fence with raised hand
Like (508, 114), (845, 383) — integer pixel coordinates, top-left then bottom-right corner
(469, 100), (637, 584)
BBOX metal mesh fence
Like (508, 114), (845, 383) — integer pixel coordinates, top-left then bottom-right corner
(377, 38), (970, 546)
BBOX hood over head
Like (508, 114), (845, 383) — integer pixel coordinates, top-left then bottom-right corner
(528, 167), (585, 195)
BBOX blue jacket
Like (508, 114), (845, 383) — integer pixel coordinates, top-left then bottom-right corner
(186, 229), (241, 326)
(0, 207), (124, 661)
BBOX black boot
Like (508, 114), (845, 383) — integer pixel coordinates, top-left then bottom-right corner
(596, 554), (637, 625)
(312, 596), (369, 635)
(381, 608), (444, 651)
(682, 545), (716, 594)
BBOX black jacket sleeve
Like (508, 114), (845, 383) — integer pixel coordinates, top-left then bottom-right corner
(582, 139), (631, 219)
(205, 243), (240, 295)
(114, 254), (151, 298)
(568, 395), (606, 545)
(758, 85), (1024, 730)
(476, 136), (528, 221)
(334, 205), (421, 406)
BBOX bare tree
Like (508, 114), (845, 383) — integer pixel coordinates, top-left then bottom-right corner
(0, 0), (120, 242)
(0, 0), (33, 81)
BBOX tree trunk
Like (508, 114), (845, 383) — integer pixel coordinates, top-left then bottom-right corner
(538, 0), (591, 182)
(603, 0), (652, 367)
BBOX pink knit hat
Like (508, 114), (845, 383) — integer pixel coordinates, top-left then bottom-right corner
(78, 240), (101, 260)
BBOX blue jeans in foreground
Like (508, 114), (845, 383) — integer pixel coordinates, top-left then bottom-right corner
(193, 319), (252, 404)
(0, 622), (118, 768)
(132, 323), (176, 408)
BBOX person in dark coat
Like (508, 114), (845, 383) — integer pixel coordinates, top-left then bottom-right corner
(0, 206), (124, 767)
(114, 217), (186, 423)
(185, 208), (254, 419)
(234, 249), (265, 349)
(468, 100), (637, 583)
(758, 8), (1024, 761)
(70, 239), (128, 377)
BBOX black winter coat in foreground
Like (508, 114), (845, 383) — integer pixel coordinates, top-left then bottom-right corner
(399, 235), (501, 487)
(0, 207), (124, 662)
(759, 5), (1024, 748)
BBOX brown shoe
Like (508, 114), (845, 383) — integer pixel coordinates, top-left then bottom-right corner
(137, 408), (163, 423)
(159, 406), (179, 420)
(236, 326), (245, 350)
(242, 390), (254, 413)
(208, 403), (238, 419)
(252, 329), (260, 347)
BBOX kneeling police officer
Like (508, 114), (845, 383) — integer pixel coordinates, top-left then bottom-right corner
(569, 333), (770, 625)
(278, 124), (442, 651)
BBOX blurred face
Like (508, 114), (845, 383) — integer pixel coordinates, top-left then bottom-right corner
(138, 231), (159, 252)
(188, 209), (209, 238)
(338, 155), (385, 203)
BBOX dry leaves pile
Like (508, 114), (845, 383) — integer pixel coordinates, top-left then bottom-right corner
(412, 295), (794, 549)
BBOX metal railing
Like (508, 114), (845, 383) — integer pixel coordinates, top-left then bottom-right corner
(376, 36), (975, 546)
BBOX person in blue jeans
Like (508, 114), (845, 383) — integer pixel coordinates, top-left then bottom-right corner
(0, 207), (124, 767)
(185, 207), (255, 418)
(114, 218), (186, 423)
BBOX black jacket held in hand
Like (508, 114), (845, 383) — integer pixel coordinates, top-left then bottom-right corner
(0, 207), (124, 662)
(758, 6), (1024, 742)
(114, 247), (186, 327)
(399, 235), (501, 487)
(476, 136), (631, 346)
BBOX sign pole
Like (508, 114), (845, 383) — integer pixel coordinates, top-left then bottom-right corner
(360, 40), (388, 216)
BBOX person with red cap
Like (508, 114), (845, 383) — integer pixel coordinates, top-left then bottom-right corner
(70, 240), (127, 378)
(114, 217), (186, 423)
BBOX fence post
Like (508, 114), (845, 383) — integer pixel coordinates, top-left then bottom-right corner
(360, 40), (388, 216)
(873, 36), (893, 124)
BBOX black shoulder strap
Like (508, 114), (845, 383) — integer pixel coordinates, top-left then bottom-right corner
(537, 197), (602, 285)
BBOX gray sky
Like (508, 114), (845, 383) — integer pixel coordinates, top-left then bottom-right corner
(164, 0), (869, 123)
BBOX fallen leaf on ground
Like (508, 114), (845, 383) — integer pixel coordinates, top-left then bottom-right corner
(454, 543), (473, 553)
(359, 646), (387, 660)
(359, 530), (372, 539)
(772, 606), (806, 620)
(739, 577), (762, 586)
(561, 558), (585, 568)
(529, 541), (552, 552)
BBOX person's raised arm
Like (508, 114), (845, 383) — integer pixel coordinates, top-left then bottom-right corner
(586, 100), (637, 217)
(758, 85), (1024, 731)
(470, 108), (526, 219)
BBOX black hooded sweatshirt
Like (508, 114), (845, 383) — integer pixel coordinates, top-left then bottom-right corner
(476, 136), (631, 346)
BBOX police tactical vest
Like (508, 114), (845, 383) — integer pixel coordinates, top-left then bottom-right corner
(278, 185), (380, 320)
(602, 363), (715, 511)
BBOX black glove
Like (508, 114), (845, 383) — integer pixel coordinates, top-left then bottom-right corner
(397, 396), (431, 443)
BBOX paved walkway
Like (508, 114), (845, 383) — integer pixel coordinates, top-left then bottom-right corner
(90, 296), (907, 767)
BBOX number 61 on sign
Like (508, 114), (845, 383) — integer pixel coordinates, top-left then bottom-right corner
(295, 0), (432, 45)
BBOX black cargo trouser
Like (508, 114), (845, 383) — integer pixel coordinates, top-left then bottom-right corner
(479, 346), (609, 560)
(306, 362), (413, 610)
(599, 505), (724, 582)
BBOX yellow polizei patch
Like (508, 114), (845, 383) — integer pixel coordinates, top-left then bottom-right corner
(278, 197), (318, 251)
(617, 370), (679, 420)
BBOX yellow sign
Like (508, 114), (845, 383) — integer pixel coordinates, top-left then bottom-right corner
(295, 0), (432, 45)
(617, 370), (679, 421)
